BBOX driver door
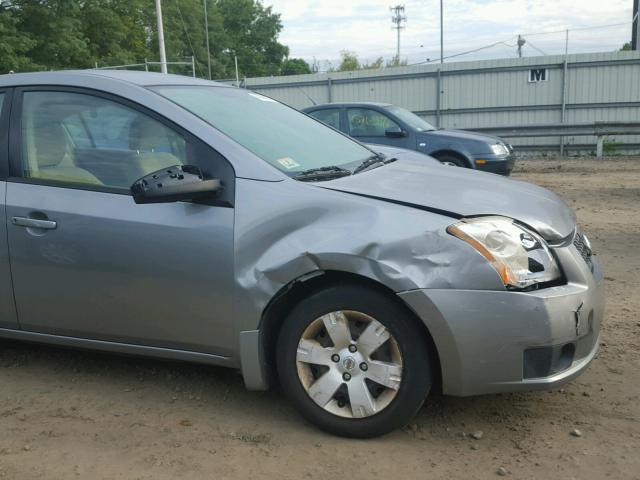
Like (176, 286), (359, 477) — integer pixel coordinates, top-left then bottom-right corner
(346, 107), (413, 149)
(5, 88), (236, 356)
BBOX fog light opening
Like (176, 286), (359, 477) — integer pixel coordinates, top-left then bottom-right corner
(557, 343), (575, 372)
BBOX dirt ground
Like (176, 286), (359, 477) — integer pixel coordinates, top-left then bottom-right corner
(1, 157), (639, 480)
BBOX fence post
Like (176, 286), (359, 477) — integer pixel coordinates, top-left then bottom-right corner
(596, 136), (604, 158)
(144, 59), (149, 72)
(436, 68), (442, 128)
(192, 56), (196, 78)
(327, 77), (333, 103)
(560, 59), (569, 155)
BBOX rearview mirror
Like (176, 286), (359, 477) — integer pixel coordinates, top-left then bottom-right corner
(131, 165), (221, 204)
(385, 126), (406, 138)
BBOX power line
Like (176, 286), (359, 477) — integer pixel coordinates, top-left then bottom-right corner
(173, 0), (203, 77)
(526, 40), (548, 56)
(522, 20), (632, 38)
(408, 37), (518, 65)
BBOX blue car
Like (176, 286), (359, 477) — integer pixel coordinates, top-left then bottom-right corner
(303, 102), (515, 175)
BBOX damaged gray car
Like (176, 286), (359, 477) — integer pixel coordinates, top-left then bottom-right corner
(0, 71), (604, 438)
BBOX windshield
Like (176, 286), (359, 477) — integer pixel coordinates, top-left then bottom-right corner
(386, 106), (435, 132)
(151, 86), (373, 175)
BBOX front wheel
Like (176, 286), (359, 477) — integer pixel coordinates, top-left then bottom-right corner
(276, 284), (432, 438)
(435, 154), (466, 167)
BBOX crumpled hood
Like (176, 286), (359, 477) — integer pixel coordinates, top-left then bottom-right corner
(321, 158), (576, 242)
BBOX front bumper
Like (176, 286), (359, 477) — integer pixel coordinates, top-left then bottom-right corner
(472, 153), (516, 175)
(398, 240), (604, 396)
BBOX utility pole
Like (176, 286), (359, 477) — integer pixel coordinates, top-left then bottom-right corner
(390, 5), (406, 61)
(439, 0), (443, 64)
(517, 35), (526, 57)
(204, 0), (212, 79)
(155, 0), (168, 74)
(633, 0), (639, 50)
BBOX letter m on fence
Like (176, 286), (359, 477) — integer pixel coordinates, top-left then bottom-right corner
(528, 68), (548, 83)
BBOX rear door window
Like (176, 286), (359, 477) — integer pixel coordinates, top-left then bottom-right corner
(308, 108), (341, 130)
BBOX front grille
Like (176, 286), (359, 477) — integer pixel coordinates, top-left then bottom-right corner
(573, 231), (593, 267)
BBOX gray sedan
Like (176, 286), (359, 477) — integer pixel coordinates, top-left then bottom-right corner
(0, 71), (604, 438)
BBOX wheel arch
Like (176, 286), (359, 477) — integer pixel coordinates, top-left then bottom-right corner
(253, 269), (442, 393)
(430, 149), (474, 168)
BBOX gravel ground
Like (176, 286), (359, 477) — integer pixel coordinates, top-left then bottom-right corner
(1, 156), (639, 479)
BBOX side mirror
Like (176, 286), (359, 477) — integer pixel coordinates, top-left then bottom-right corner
(385, 126), (406, 138)
(131, 165), (221, 204)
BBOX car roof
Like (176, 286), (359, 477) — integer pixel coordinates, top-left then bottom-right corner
(304, 102), (392, 110)
(0, 69), (230, 88)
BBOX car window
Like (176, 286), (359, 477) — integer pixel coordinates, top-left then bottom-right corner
(21, 91), (189, 189)
(308, 108), (341, 130)
(386, 106), (435, 132)
(152, 86), (372, 175)
(347, 108), (400, 137)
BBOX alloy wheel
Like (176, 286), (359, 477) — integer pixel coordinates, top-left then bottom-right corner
(295, 310), (403, 419)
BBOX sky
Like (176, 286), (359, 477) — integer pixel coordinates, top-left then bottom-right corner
(265, 0), (635, 69)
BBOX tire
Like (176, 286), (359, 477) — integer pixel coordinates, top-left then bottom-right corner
(435, 153), (467, 168)
(276, 284), (432, 438)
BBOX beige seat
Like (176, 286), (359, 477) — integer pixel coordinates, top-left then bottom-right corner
(31, 123), (102, 185)
(128, 116), (183, 175)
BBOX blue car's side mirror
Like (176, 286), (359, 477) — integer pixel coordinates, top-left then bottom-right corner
(385, 126), (406, 138)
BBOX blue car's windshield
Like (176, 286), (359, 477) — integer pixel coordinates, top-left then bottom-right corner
(386, 106), (436, 132)
(151, 86), (373, 175)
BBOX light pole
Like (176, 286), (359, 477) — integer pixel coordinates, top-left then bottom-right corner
(633, 0), (639, 50)
(204, 0), (212, 79)
(155, 0), (168, 74)
(440, 0), (443, 64)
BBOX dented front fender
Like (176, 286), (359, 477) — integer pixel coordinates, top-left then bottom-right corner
(233, 178), (504, 335)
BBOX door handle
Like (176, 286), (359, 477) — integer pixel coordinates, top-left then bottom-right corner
(12, 217), (57, 230)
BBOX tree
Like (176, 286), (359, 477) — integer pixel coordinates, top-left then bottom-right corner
(386, 55), (408, 68)
(621, 42), (632, 51)
(81, 0), (152, 67)
(0, 4), (36, 73)
(0, 0), (290, 78)
(281, 58), (311, 75)
(213, 0), (289, 78)
(337, 50), (360, 71)
(361, 56), (384, 70)
(334, 51), (395, 73)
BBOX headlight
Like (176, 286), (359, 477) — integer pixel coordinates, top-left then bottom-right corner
(490, 144), (509, 156)
(447, 216), (561, 289)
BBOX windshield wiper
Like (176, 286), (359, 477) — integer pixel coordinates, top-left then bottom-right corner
(294, 166), (352, 182)
(353, 154), (396, 174)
